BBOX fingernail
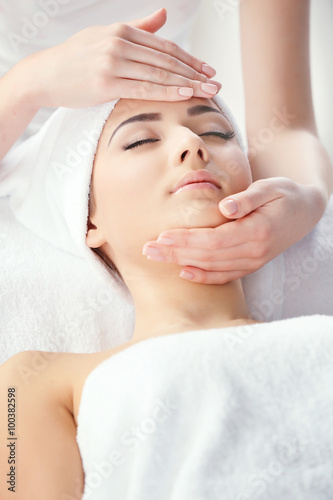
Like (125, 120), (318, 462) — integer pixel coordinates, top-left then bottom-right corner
(156, 236), (175, 245)
(180, 270), (195, 280)
(142, 246), (161, 257)
(207, 79), (222, 90)
(202, 63), (216, 78)
(220, 199), (238, 215)
(147, 254), (166, 262)
(178, 87), (194, 97)
(201, 83), (218, 95)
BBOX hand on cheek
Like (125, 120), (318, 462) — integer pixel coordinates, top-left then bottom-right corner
(142, 178), (311, 284)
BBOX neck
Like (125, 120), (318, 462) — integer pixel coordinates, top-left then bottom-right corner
(122, 262), (255, 344)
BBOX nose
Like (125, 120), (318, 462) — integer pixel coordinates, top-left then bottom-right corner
(172, 130), (210, 167)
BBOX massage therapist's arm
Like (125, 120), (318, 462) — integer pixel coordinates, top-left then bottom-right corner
(0, 351), (84, 499)
(0, 60), (40, 164)
(0, 8), (218, 163)
(240, 0), (333, 208)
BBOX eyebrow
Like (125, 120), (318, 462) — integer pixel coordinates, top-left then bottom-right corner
(108, 105), (223, 146)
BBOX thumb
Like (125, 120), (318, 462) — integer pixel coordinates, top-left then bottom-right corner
(128, 8), (167, 33)
(219, 180), (280, 219)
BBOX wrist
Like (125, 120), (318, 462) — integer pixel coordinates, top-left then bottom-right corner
(11, 53), (47, 112)
(248, 128), (333, 202)
(300, 183), (328, 231)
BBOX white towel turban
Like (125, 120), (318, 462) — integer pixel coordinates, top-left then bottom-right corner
(3, 95), (247, 296)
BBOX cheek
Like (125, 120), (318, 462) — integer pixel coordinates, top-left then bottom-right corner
(219, 149), (252, 195)
(96, 161), (147, 212)
(235, 161), (252, 191)
(94, 161), (162, 245)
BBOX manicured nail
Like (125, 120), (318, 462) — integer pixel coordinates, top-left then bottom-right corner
(142, 246), (166, 261)
(220, 199), (238, 215)
(201, 83), (218, 95)
(180, 270), (195, 280)
(178, 87), (194, 97)
(142, 246), (161, 257)
(202, 63), (216, 78)
(207, 79), (222, 90)
(156, 236), (175, 245)
(147, 254), (166, 262)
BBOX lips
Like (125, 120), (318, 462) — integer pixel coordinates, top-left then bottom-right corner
(171, 170), (221, 194)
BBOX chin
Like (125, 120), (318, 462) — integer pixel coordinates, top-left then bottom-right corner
(169, 204), (227, 229)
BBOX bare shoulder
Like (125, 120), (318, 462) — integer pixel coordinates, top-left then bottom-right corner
(0, 350), (77, 412)
(1, 349), (68, 385)
(0, 350), (84, 499)
(0, 343), (134, 498)
(0, 342), (134, 424)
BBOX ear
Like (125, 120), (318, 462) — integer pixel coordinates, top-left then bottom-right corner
(86, 217), (106, 249)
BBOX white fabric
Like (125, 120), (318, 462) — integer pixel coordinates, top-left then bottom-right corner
(0, 196), (135, 362)
(77, 314), (333, 499)
(242, 195), (333, 322)
(1, 101), (117, 257)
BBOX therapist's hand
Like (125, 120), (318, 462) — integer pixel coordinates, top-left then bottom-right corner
(142, 178), (326, 284)
(27, 8), (220, 109)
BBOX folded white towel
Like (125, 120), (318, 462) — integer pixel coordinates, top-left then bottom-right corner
(77, 314), (333, 499)
(0, 100), (123, 285)
(0, 196), (135, 360)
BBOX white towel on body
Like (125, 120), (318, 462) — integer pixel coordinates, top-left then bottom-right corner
(77, 314), (333, 499)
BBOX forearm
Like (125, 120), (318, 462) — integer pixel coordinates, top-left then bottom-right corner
(248, 129), (333, 232)
(240, 0), (332, 206)
(248, 128), (333, 214)
(0, 56), (41, 162)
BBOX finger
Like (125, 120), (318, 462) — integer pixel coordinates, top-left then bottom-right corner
(179, 267), (248, 285)
(143, 242), (260, 271)
(153, 223), (247, 251)
(128, 8), (167, 34)
(143, 242), (240, 265)
(113, 59), (219, 97)
(205, 79), (222, 92)
(219, 179), (283, 219)
(112, 39), (210, 84)
(111, 78), (196, 101)
(113, 22), (215, 79)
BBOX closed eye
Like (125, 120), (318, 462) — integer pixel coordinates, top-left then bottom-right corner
(122, 130), (235, 151)
(200, 130), (235, 140)
(123, 138), (160, 151)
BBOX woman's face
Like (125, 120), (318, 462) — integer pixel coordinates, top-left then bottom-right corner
(87, 97), (252, 270)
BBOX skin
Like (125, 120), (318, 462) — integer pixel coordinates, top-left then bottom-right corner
(0, 97), (258, 499)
